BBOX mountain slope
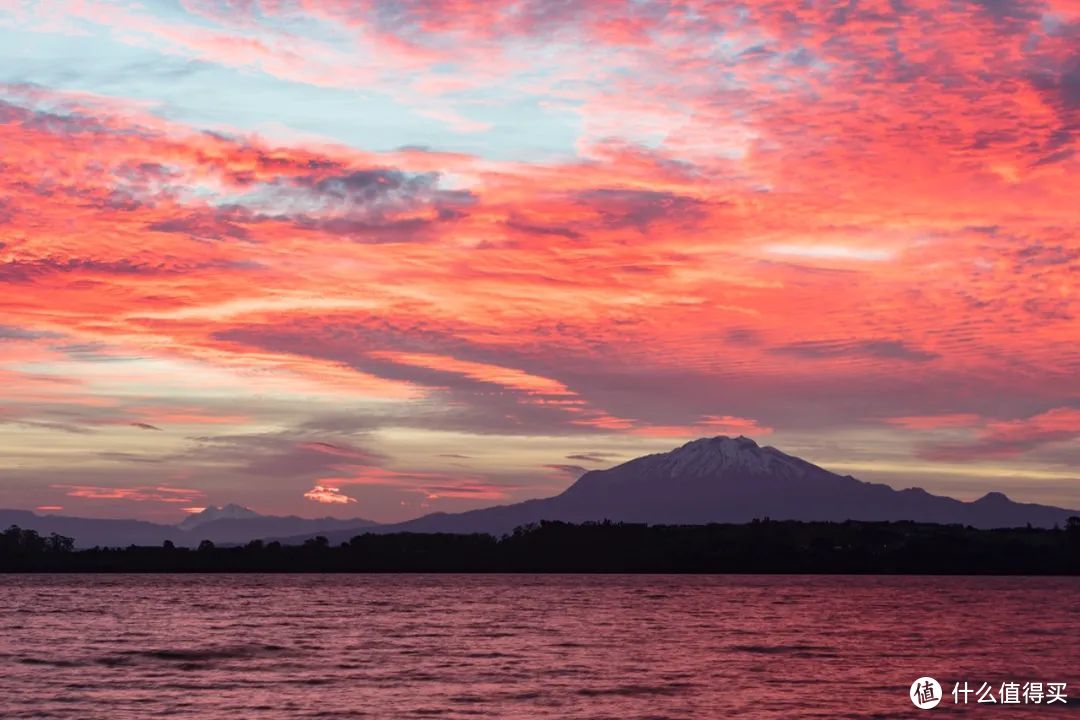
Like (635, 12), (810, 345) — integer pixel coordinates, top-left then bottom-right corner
(290, 436), (1077, 543)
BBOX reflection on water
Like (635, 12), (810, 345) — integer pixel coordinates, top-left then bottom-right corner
(0, 574), (1076, 718)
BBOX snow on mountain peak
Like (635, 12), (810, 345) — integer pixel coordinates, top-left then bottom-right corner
(558, 434), (830, 505)
(679, 435), (760, 454)
(590, 434), (826, 485)
(178, 503), (260, 529)
(662, 435), (788, 474)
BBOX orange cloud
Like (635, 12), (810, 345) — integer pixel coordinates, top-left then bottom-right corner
(129, 407), (249, 425)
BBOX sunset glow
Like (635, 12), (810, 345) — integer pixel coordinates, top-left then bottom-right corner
(1, 0), (1076, 521)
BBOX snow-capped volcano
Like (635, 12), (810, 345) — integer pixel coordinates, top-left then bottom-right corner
(555, 435), (863, 517)
(312, 435), (1078, 538)
(178, 503), (261, 530)
(593, 435), (818, 481)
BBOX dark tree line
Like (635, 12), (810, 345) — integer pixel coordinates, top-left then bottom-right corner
(1, 525), (75, 557)
(1, 518), (1078, 573)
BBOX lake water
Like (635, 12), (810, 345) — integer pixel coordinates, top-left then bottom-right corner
(0, 574), (1076, 718)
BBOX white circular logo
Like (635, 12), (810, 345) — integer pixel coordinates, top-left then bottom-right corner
(910, 677), (942, 709)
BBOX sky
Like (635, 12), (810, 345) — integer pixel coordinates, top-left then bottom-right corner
(0, 0), (1077, 523)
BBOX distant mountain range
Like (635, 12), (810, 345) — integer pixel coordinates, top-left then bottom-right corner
(0, 504), (377, 549)
(178, 503), (261, 530)
(4, 437), (1076, 548)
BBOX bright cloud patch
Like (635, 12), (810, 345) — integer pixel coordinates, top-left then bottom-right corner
(303, 485), (357, 505)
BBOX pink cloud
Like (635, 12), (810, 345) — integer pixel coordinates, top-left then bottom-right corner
(51, 484), (205, 503)
(920, 407), (1080, 460)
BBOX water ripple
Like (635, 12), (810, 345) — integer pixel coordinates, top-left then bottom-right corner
(0, 574), (1075, 719)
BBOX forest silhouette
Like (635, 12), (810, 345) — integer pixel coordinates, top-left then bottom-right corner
(3, 518), (1078, 573)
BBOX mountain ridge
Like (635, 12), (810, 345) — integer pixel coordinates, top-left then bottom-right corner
(280, 435), (1077, 543)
